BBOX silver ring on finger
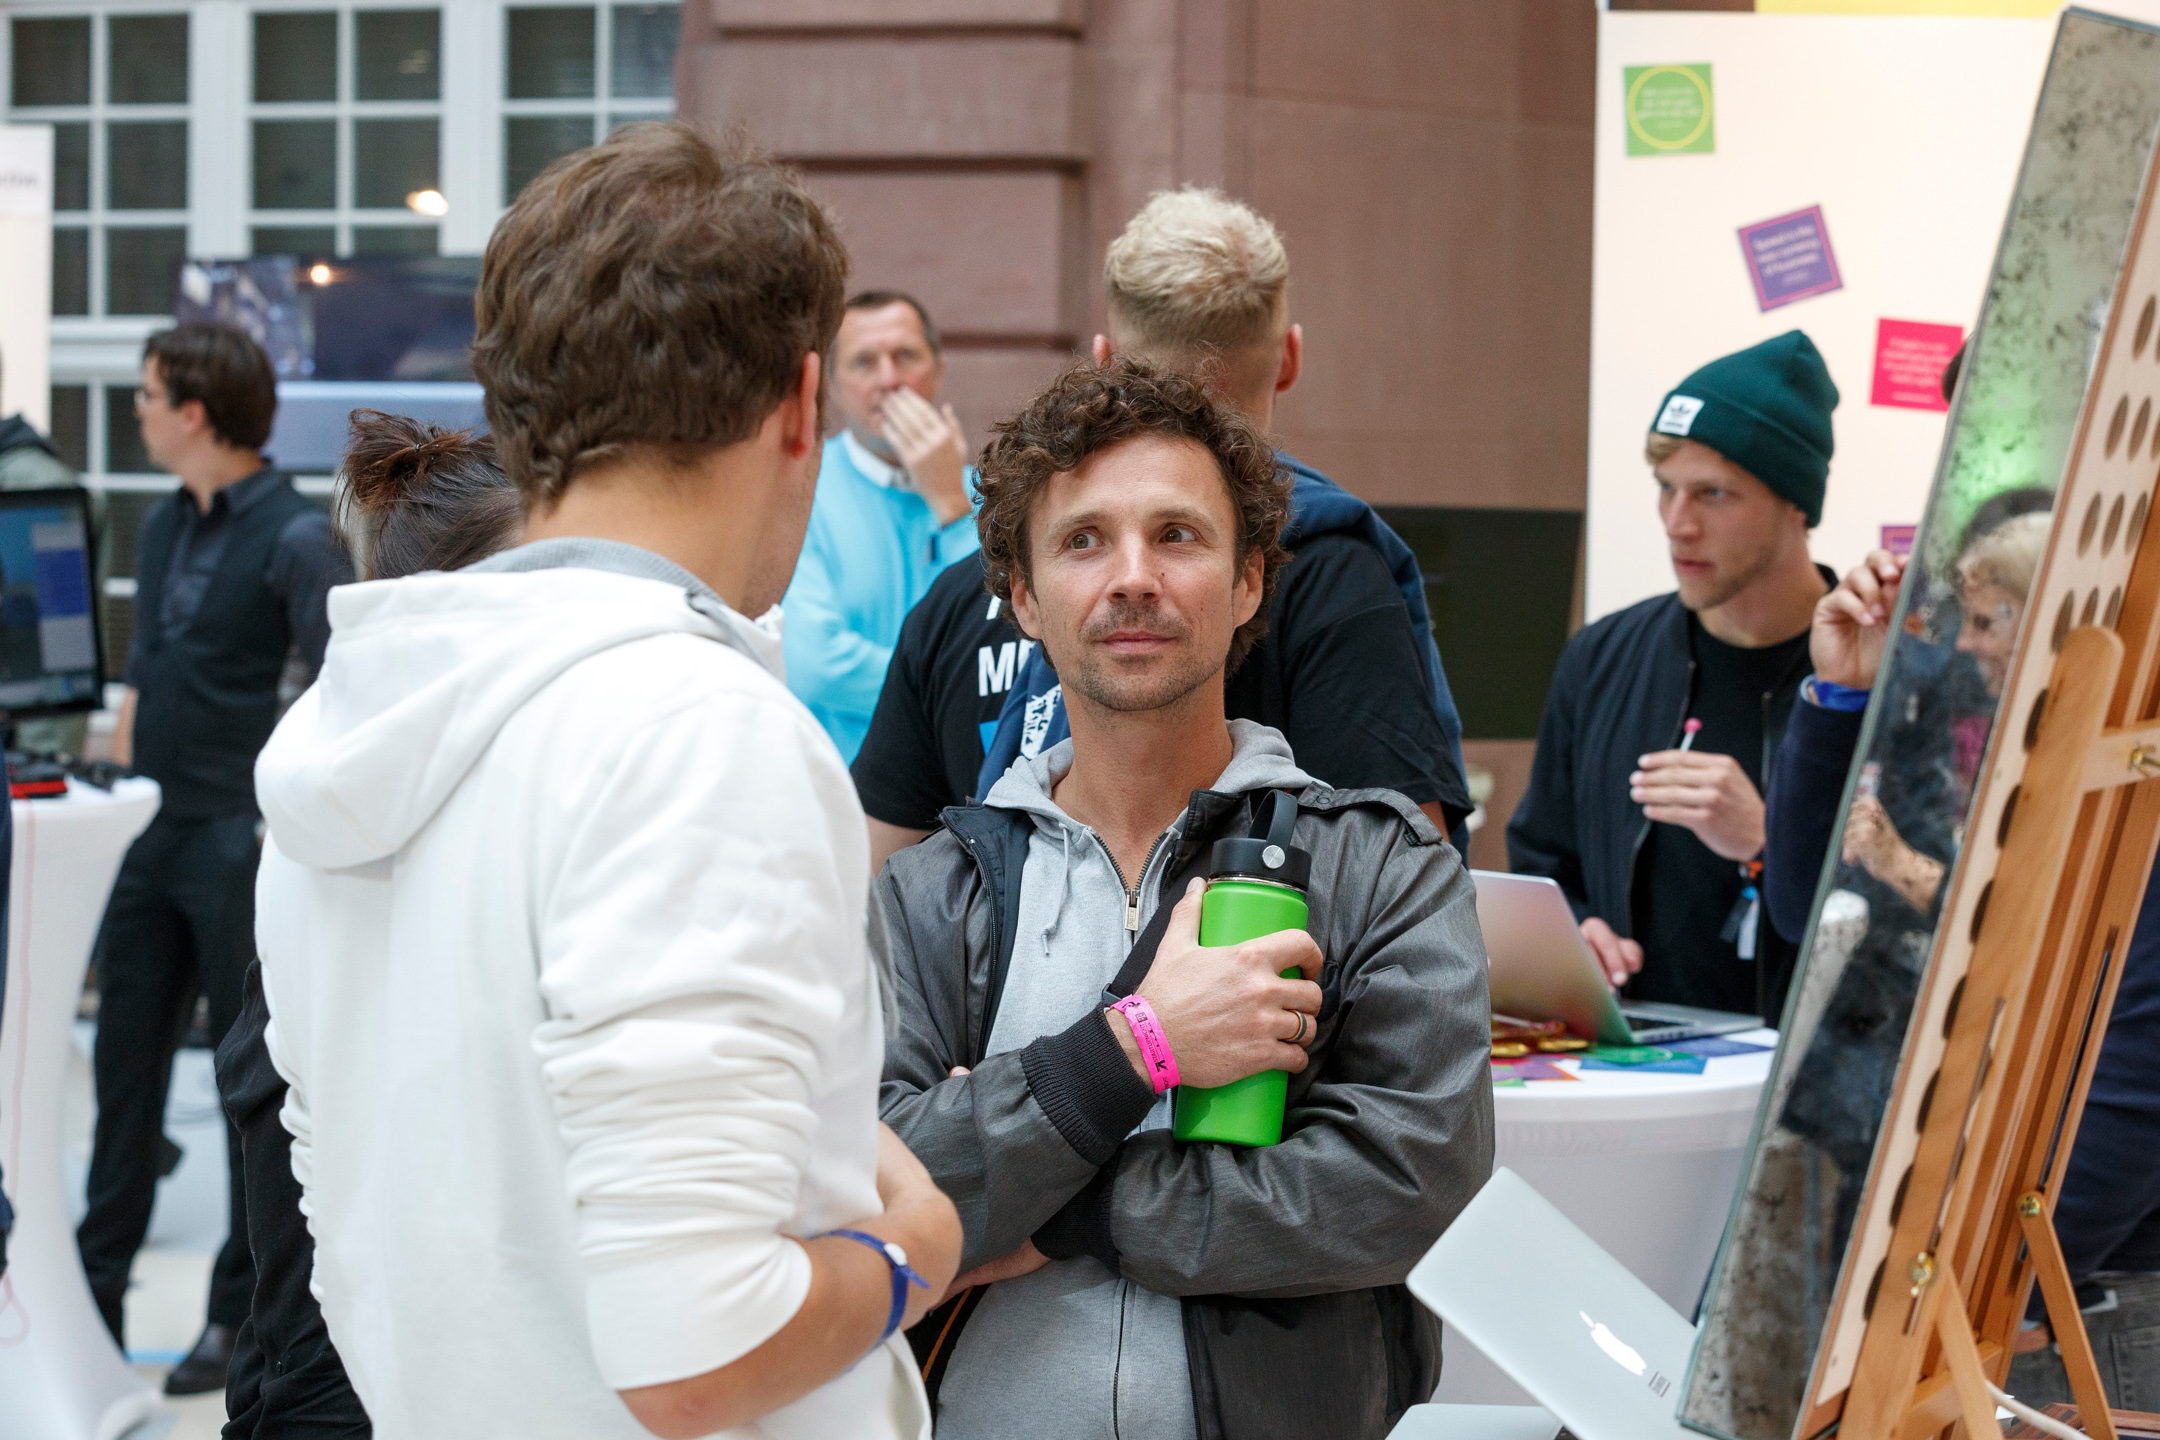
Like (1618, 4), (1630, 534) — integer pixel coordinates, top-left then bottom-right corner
(1288, 1010), (1309, 1045)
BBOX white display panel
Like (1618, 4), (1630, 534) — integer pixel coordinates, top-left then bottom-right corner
(0, 123), (54, 432)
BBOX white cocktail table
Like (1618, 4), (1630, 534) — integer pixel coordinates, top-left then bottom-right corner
(0, 778), (162, 1440)
(1434, 1032), (1776, 1405)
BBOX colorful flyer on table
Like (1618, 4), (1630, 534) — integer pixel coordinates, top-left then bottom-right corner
(1870, 318), (1963, 411)
(1624, 64), (1715, 156)
(1737, 206), (1843, 310)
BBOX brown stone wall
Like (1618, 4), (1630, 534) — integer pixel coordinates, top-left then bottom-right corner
(678, 0), (1088, 449)
(678, 0), (1594, 517)
(678, 0), (1596, 850)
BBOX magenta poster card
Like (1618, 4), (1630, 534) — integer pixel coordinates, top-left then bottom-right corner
(1870, 318), (1963, 411)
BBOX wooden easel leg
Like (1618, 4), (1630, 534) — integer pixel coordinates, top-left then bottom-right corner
(1935, 1266), (2008, 1440)
(2018, 1191), (2120, 1440)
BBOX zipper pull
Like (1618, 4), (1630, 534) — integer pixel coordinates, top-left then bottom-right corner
(1125, 889), (1140, 932)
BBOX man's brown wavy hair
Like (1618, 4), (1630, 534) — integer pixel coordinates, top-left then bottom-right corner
(976, 359), (1291, 674)
(472, 122), (848, 506)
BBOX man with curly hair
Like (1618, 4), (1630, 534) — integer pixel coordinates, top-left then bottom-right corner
(876, 358), (1493, 1440)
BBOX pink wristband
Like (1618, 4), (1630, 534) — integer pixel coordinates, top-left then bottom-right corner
(1111, 995), (1180, 1093)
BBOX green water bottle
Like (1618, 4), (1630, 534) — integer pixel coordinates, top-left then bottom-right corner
(1172, 790), (1311, 1147)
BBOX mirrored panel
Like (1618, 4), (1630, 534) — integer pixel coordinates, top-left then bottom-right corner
(1681, 13), (2160, 1439)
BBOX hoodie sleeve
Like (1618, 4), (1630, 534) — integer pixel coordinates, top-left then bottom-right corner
(1763, 691), (1864, 943)
(529, 686), (868, 1391)
(875, 841), (1154, 1272)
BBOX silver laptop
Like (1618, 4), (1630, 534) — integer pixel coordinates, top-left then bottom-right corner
(1473, 870), (1761, 1046)
(1407, 1169), (1697, 1440)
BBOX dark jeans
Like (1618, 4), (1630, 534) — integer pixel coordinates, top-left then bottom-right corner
(2006, 1096), (2160, 1410)
(76, 810), (260, 1337)
(217, 961), (370, 1437)
(2007, 1272), (2160, 1412)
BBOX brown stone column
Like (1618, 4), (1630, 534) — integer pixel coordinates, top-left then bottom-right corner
(679, 1), (1598, 862)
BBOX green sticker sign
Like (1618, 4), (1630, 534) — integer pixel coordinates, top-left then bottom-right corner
(1624, 63), (1715, 156)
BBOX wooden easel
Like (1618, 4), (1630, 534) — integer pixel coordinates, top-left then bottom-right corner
(1849, 625), (2143, 1440)
(1787, 89), (2160, 1440)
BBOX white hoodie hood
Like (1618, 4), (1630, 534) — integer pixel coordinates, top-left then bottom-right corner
(256, 561), (781, 869)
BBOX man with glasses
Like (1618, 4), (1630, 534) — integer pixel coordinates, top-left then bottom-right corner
(77, 323), (350, 1396)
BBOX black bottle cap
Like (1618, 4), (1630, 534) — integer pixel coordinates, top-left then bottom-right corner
(1208, 790), (1310, 891)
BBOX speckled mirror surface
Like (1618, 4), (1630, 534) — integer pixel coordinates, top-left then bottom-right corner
(1679, 13), (2160, 1440)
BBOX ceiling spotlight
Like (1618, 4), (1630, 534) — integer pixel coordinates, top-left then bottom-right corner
(308, 263), (333, 285)
(406, 188), (449, 217)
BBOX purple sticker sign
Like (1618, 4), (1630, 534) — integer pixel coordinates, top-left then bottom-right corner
(1737, 205), (1843, 310)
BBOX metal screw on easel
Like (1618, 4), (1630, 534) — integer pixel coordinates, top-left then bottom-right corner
(2018, 1193), (2045, 1218)
(1909, 1252), (1938, 1297)
(2130, 743), (2160, 778)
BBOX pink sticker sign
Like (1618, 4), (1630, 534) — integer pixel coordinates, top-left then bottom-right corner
(1870, 319), (1963, 412)
(1881, 525), (1916, 557)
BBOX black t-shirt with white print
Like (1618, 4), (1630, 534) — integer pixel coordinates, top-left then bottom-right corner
(851, 555), (1030, 831)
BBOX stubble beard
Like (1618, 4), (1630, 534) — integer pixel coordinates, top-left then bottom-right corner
(1676, 536), (1780, 614)
(1059, 599), (1222, 715)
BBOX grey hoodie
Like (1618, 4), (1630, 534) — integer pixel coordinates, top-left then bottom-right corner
(938, 722), (1313, 1440)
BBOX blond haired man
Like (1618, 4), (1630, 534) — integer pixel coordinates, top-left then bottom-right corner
(852, 187), (1471, 867)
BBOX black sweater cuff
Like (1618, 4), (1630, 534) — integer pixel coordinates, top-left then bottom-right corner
(1018, 1008), (1156, 1166)
(1789, 687), (1867, 752)
(1034, 1163), (1119, 1272)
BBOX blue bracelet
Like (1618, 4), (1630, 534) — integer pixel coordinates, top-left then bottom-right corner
(818, 1229), (929, 1343)
(1805, 675), (1872, 713)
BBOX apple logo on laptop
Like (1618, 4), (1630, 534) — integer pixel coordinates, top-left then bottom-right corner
(1580, 1311), (1648, 1377)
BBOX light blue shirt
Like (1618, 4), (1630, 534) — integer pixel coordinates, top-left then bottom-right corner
(781, 431), (979, 761)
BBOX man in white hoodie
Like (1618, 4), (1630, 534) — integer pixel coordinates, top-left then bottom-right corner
(251, 122), (960, 1440)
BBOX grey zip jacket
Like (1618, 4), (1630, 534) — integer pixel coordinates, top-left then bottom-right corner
(876, 727), (1495, 1439)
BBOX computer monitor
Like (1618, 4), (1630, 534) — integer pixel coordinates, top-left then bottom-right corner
(0, 488), (103, 718)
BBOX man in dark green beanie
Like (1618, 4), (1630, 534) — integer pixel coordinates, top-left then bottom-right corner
(1508, 330), (1837, 1025)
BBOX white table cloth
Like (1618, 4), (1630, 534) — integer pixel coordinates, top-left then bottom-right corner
(0, 778), (162, 1440)
(1434, 1031), (1776, 1406)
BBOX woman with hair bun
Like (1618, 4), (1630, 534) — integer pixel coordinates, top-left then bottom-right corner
(338, 409), (523, 581)
(213, 409), (519, 1437)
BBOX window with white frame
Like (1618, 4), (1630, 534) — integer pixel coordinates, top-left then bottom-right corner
(502, 3), (675, 201)
(9, 9), (192, 320)
(249, 6), (447, 259)
(5, 0), (678, 490)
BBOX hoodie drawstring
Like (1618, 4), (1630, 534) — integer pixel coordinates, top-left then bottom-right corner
(1039, 825), (1074, 957)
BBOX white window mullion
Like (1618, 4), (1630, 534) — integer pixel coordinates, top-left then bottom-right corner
(440, 0), (501, 252)
(336, 4), (353, 249)
(593, 0), (609, 111)
(190, 0), (247, 257)
(88, 11), (107, 318)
